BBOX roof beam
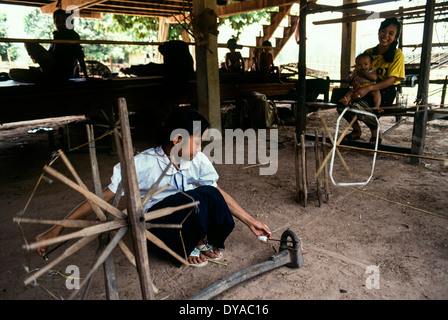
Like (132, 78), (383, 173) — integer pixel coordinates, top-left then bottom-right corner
(310, 0), (399, 14)
(313, 2), (448, 25)
(166, 0), (299, 23)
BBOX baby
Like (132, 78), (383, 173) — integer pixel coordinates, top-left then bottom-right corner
(340, 53), (381, 111)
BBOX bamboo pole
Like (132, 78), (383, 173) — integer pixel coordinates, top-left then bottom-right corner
(13, 216), (100, 228)
(0, 37), (173, 46)
(146, 223), (182, 229)
(24, 219), (127, 251)
(327, 143), (448, 164)
(342, 186), (448, 220)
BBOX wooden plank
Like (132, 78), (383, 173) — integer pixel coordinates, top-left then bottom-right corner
(117, 97), (155, 300)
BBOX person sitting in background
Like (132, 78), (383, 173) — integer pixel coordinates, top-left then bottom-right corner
(337, 17), (405, 146)
(256, 40), (280, 82)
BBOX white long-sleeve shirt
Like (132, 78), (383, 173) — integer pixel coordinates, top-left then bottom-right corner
(108, 146), (219, 212)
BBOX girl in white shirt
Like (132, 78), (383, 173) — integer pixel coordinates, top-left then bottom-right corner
(34, 107), (272, 267)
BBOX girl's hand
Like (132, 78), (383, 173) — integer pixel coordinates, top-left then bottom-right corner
(249, 219), (272, 239)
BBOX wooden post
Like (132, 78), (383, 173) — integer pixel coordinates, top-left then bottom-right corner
(193, 0), (221, 131)
(296, 0), (308, 138)
(410, 0), (435, 164)
(300, 133), (308, 207)
(117, 97), (155, 300)
(86, 124), (119, 301)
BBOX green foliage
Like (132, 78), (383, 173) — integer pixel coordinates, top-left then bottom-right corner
(24, 9), (53, 40)
(110, 14), (159, 39)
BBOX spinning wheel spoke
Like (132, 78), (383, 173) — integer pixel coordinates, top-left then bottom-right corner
(24, 235), (98, 286)
(68, 226), (128, 300)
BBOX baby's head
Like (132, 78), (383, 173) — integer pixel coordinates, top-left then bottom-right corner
(156, 107), (210, 162)
(355, 53), (373, 72)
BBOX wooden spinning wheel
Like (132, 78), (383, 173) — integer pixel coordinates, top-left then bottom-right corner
(14, 98), (196, 300)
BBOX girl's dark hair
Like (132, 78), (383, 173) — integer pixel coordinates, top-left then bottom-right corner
(156, 107), (210, 147)
(372, 17), (402, 63)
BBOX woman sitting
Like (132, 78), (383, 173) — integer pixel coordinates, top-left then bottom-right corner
(337, 17), (405, 146)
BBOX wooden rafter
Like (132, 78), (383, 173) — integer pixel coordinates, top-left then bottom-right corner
(41, 0), (107, 13)
(313, 1), (448, 25)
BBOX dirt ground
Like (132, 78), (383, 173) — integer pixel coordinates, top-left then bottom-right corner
(0, 107), (447, 302)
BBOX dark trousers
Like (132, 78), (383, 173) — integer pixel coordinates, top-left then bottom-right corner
(146, 185), (235, 266)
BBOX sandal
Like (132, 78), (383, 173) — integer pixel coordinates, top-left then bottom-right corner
(198, 243), (223, 261)
(188, 247), (208, 267)
(342, 133), (361, 143)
